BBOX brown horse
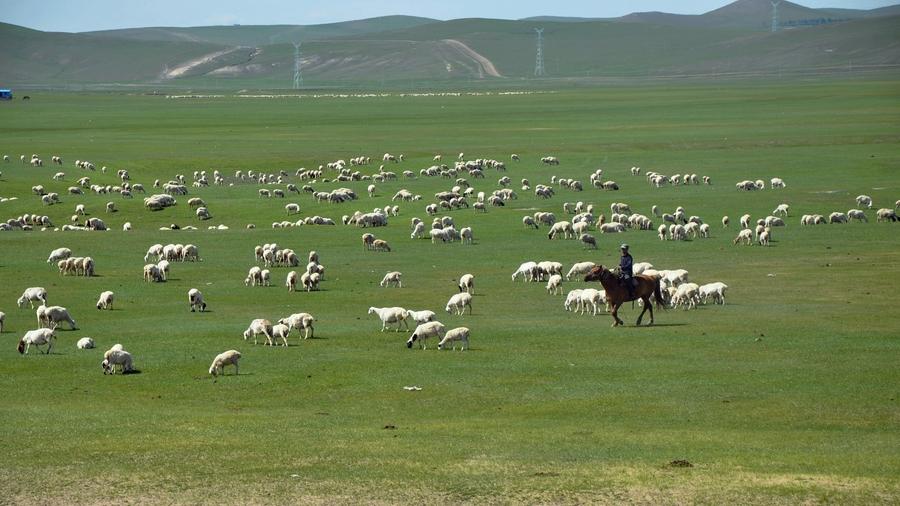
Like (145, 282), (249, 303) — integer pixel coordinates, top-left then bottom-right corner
(584, 265), (666, 327)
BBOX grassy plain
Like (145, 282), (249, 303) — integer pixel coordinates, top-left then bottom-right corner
(0, 78), (898, 504)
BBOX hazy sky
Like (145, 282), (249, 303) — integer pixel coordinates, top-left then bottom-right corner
(4, 0), (897, 32)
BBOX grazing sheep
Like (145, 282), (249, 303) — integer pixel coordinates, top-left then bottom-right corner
(758, 228), (771, 246)
(546, 274), (563, 295)
(406, 310), (436, 325)
(380, 271), (403, 288)
(242, 319), (274, 345)
(96, 291), (114, 310)
(458, 273), (475, 294)
(362, 233), (375, 250)
(460, 226), (473, 245)
(847, 209), (868, 222)
(445, 292), (473, 315)
(566, 262), (596, 280)
(102, 348), (134, 374)
(722, 216), (729, 228)
(733, 229), (753, 245)
(829, 212), (848, 224)
(285, 203), (300, 215)
(438, 327), (470, 351)
(856, 195), (873, 209)
(368, 307), (409, 332)
(245, 266), (263, 286)
(372, 239), (391, 252)
(580, 233), (597, 249)
(37, 305), (77, 330)
(260, 269), (271, 287)
(286, 270), (298, 292)
(17, 287), (48, 309)
(671, 283), (700, 310)
(522, 216), (538, 229)
(770, 177), (786, 189)
(579, 288), (607, 316)
(209, 350), (241, 377)
(512, 261), (539, 282)
(699, 282), (728, 305)
(144, 263), (163, 282)
(76, 337), (95, 349)
(18, 328), (56, 354)
(278, 312), (315, 339)
(271, 324), (291, 347)
(188, 288), (207, 312)
(47, 247), (72, 264)
(876, 208), (898, 222)
(406, 321), (446, 349)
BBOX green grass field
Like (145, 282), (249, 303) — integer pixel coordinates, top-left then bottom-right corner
(1, 78), (899, 504)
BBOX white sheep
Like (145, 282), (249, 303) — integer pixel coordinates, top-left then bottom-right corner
(406, 321), (446, 349)
(17, 287), (48, 309)
(286, 271), (298, 292)
(774, 204), (790, 217)
(188, 288), (206, 312)
(102, 348), (134, 374)
(566, 262), (596, 281)
(546, 274), (563, 295)
(47, 247), (72, 264)
(76, 337), (95, 349)
(0, 311), (4, 333)
(144, 263), (163, 282)
(271, 324), (291, 347)
(242, 319), (274, 345)
(847, 209), (867, 222)
(564, 289), (583, 312)
(733, 229), (753, 245)
(579, 288), (606, 315)
(368, 307), (409, 332)
(380, 271), (403, 288)
(458, 273), (474, 294)
(406, 310), (436, 325)
(856, 195), (873, 209)
(37, 305), (77, 330)
(245, 266), (263, 286)
(438, 327), (470, 351)
(699, 282), (728, 305)
(445, 292), (473, 315)
(209, 350), (241, 377)
(511, 261), (538, 282)
(18, 328), (56, 354)
(278, 313), (315, 339)
(96, 291), (114, 310)
(671, 283), (700, 310)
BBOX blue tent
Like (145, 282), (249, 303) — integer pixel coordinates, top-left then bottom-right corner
(0, 89), (12, 100)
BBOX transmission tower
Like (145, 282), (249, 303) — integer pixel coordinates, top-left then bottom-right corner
(770, 1), (781, 33)
(292, 42), (303, 89)
(534, 28), (545, 77)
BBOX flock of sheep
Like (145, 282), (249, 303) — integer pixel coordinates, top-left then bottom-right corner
(3, 149), (898, 377)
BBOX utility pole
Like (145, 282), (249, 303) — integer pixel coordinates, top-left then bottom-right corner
(534, 28), (545, 77)
(771, 1), (781, 33)
(293, 42), (303, 89)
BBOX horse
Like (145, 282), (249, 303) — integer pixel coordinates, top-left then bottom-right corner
(584, 265), (666, 327)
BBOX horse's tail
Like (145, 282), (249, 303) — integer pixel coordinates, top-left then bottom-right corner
(654, 279), (668, 310)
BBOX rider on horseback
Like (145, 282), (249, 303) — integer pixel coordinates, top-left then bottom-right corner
(619, 243), (635, 299)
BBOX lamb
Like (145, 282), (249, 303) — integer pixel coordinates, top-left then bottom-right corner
(209, 350), (241, 377)
(278, 312), (315, 339)
(445, 292), (473, 315)
(699, 282), (728, 305)
(546, 274), (563, 295)
(758, 228), (770, 246)
(144, 263), (163, 282)
(96, 291), (114, 310)
(372, 239), (391, 252)
(740, 214), (751, 229)
(438, 327), (470, 351)
(458, 273), (474, 294)
(406, 321), (446, 349)
(774, 204), (790, 217)
(18, 328), (56, 354)
(188, 288), (207, 312)
(733, 229), (753, 245)
(671, 283), (700, 310)
(580, 233), (598, 249)
(37, 305), (77, 330)
(242, 319), (274, 345)
(380, 271), (403, 288)
(368, 307), (410, 332)
(564, 289), (583, 312)
(566, 262), (596, 280)
(76, 337), (95, 349)
(406, 310), (436, 325)
(102, 348), (134, 374)
(47, 247), (72, 264)
(271, 324), (291, 347)
(17, 287), (48, 309)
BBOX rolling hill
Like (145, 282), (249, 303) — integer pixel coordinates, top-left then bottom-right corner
(0, 0), (898, 88)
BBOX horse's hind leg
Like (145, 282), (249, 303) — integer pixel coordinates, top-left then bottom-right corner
(636, 299), (648, 326)
(611, 304), (622, 327)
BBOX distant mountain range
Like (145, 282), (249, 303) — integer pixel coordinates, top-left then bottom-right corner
(1, 0), (898, 88)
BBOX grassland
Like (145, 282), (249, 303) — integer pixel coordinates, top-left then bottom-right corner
(0, 78), (899, 504)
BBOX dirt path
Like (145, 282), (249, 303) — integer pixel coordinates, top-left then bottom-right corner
(442, 39), (502, 78)
(163, 48), (240, 79)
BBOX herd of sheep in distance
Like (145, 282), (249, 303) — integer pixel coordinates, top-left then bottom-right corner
(2, 150), (898, 378)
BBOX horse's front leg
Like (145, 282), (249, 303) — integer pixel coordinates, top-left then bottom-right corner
(611, 303), (622, 327)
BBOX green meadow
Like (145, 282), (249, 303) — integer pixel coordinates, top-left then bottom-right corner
(0, 78), (898, 503)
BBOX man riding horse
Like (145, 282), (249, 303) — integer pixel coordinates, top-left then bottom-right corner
(619, 243), (636, 299)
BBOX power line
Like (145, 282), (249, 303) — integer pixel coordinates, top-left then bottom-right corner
(534, 28), (545, 77)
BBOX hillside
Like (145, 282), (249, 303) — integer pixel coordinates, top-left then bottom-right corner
(1, 0), (898, 88)
(83, 15), (439, 46)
